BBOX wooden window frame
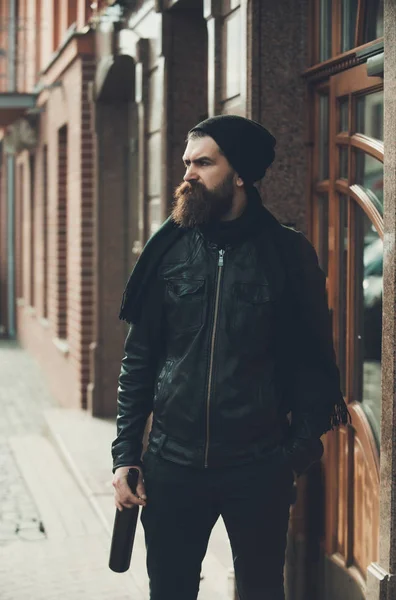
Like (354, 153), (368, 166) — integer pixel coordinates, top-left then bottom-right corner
(310, 0), (384, 68)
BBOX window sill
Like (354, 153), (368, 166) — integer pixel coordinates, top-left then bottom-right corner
(26, 306), (36, 316)
(16, 298), (25, 307)
(53, 337), (70, 356)
(39, 318), (50, 329)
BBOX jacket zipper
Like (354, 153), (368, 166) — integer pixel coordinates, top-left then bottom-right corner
(204, 249), (225, 468)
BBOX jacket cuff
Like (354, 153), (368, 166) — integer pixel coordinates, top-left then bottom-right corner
(112, 456), (143, 474)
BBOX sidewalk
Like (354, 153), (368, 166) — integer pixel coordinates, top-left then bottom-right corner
(0, 340), (234, 599)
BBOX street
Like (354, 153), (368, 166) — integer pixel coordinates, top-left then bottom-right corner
(0, 341), (233, 600)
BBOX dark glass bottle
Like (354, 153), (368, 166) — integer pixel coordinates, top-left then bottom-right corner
(109, 468), (140, 573)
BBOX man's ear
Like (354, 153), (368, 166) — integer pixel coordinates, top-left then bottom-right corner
(235, 174), (244, 187)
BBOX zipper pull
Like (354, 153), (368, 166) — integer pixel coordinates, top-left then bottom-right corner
(218, 249), (225, 267)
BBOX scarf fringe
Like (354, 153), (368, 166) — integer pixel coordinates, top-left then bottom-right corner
(329, 399), (352, 430)
(118, 288), (135, 324)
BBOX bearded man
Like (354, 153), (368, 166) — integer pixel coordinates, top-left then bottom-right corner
(111, 115), (349, 600)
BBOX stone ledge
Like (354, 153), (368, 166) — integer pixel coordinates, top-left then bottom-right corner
(52, 337), (70, 356)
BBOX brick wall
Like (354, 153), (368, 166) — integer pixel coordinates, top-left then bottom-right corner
(80, 55), (96, 409)
(16, 54), (96, 410)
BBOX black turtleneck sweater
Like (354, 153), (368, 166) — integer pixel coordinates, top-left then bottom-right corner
(198, 193), (263, 249)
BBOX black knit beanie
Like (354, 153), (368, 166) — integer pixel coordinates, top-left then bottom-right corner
(188, 115), (276, 184)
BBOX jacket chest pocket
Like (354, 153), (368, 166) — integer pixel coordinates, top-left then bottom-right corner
(164, 277), (205, 333)
(231, 282), (273, 342)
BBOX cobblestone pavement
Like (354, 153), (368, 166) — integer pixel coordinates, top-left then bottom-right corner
(0, 341), (55, 547)
(0, 341), (143, 599)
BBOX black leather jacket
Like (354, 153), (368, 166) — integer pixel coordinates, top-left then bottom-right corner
(112, 220), (341, 475)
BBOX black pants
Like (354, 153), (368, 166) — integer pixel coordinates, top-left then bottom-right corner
(141, 450), (295, 600)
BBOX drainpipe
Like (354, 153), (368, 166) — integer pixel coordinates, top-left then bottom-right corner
(7, 0), (16, 338)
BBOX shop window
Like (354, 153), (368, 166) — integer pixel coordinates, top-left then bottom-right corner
(353, 206), (383, 444)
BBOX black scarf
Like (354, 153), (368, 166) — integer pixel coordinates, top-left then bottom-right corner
(119, 186), (267, 325)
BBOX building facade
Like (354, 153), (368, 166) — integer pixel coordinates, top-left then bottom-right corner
(1, 0), (395, 599)
(0, 0), (96, 408)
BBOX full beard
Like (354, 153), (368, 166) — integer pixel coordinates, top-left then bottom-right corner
(171, 174), (235, 228)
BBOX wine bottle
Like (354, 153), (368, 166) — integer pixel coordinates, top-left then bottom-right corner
(109, 467), (140, 573)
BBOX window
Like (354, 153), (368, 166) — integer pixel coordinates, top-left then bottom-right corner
(353, 206), (382, 444)
(319, 0), (332, 61)
(310, 7), (384, 441)
(57, 126), (68, 340)
(308, 0), (384, 576)
(341, 0), (358, 53)
(363, 0), (384, 43)
(313, 0), (384, 65)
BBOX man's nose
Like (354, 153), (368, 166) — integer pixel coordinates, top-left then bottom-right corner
(183, 165), (198, 183)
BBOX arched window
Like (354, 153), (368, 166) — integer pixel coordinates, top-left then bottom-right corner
(306, 0), (384, 585)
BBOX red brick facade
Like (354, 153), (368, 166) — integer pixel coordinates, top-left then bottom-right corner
(14, 47), (95, 409)
(0, 0), (97, 409)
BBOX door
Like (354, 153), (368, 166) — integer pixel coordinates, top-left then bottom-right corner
(312, 63), (383, 590)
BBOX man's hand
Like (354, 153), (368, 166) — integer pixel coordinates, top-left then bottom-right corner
(112, 466), (147, 511)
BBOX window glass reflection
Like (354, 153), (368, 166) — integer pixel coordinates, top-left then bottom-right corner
(364, 0), (384, 43)
(339, 98), (349, 132)
(341, 0), (358, 52)
(356, 92), (384, 141)
(320, 0), (332, 61)
(319, 95), (329, 180)
(355, 151), (384, 210)
(354, 207), (382, 445)
(339, 146), (348, 180)
(339, 196), (348, 395)
(317, 194), (329, 276)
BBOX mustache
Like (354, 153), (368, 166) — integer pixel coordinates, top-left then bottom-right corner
(174, 180), (204, 197)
